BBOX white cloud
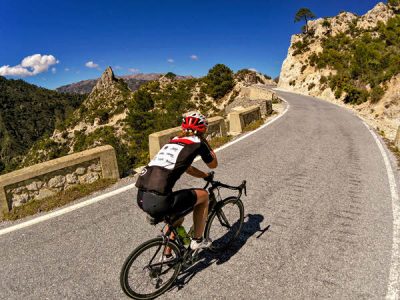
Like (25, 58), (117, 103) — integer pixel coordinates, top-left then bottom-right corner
(190, 55), (199, 60)
(249, 68), (258, 72)
(114, 65), (122, 70)
(0, 54), (59, 77)
(85, 61), (99, 68)
(167, 58), (174, 63)
(128, 68), (140, 73)
(51, 67), (57, 74)
(64, 68), (70, 72)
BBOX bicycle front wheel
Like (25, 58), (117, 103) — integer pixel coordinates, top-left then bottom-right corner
(204, 197), (244, 252)
(120, 237), (182, 300)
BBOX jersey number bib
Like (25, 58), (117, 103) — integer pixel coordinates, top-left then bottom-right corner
(148, 144), (184, 170)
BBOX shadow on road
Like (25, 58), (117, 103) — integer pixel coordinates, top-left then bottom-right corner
(172, 213), (268, 291)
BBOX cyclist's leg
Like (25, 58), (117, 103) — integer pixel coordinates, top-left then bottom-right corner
(164, 217), (184, 256)
(192, 189), (209, 239)
(169, 188), (210, 239)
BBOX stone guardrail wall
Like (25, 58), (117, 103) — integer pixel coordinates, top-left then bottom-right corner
(225, 99), (272, 116)
(240, 86), (274, 100)
(228, 105), (262, 135)
(149, 116), (226, 158)
(149, 103), (268, 157)
(0, 145), (119, 216)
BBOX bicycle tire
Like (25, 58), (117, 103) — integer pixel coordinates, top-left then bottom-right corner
(120, 237), (182, 300)
(204, 197), (244, 252)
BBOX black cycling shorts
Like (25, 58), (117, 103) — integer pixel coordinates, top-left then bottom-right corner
(137, 189), (198, 219)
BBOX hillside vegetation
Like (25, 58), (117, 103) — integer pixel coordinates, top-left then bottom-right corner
(19, 65), (273, 176)
(0, 77), (84, 174)
(310, 14), (400, 104)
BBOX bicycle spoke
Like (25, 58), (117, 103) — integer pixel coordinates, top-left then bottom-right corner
(217, 209), (231, 228)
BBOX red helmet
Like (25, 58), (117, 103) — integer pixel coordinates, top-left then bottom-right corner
(182, 112), (208, 134)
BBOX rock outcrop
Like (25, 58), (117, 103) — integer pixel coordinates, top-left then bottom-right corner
(278, 2), (400, 138)
(84, 66), (132, 113)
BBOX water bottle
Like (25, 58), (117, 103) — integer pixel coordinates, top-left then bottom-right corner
(176, 226), (190, 246)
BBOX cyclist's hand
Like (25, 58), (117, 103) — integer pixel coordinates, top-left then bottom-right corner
(204, 172), (214, 182)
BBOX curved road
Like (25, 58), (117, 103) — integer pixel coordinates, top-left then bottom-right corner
(0, 90), (397, 299)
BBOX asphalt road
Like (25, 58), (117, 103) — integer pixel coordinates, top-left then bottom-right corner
(0, 90), (397, 299)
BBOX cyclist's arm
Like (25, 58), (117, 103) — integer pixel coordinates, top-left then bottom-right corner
(186, 166), (208, 178)
(199, 137), (218, 169)
(207, 151), (218, 169)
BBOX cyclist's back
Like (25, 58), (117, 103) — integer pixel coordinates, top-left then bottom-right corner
(136, 135), (213, 196)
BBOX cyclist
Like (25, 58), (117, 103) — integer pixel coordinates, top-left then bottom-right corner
(135, 112), (218, 251)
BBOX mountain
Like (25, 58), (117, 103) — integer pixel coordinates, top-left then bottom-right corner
(22, 65), (274, 176)
(0, 76), (85, 174)
(278, 1), (400, 138)
(56, 73), (193, 95)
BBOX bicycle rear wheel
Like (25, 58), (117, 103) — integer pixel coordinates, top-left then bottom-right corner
(120, 237), (182, 300)
(204, 197), (244, 252)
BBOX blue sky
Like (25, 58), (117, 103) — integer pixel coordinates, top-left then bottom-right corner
(0, 0), (382, 89)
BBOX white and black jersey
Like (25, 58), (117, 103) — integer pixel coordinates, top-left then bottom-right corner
(135, 135), (214, 195)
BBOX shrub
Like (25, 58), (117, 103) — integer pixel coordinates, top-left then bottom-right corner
(388, 0), (400, 7)
(292, 40), (311, 56)
(322, 19), (331, 28)
(370, 86), (385, 103)
(308, 83), (316, 90)
(320, 76), (328, 84)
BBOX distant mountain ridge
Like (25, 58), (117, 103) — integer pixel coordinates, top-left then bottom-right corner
(56, 73), (194, 94)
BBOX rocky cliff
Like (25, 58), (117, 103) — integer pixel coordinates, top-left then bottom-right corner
(278, 2), (400, 138)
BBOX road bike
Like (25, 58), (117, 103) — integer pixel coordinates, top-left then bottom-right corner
(120, 172), (246, 299)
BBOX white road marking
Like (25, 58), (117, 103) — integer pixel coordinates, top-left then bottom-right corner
(0, 184), (135, 237)
(0, 97), (290, 236)
(362, 122), (400, 300)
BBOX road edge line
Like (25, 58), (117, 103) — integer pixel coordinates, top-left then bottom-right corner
(0, 97), (290, 236)
(362, 122), (400, 300)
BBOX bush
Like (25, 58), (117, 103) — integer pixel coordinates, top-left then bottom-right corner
(370, 86), (385, 103)
(322, 19), (331, 28)
(292, 40), (311, 56)
(308, 83), (316, 90)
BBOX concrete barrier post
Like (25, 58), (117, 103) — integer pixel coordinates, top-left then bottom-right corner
(228, 111), (243, 135)
(228, 105), (262, 135)
(266, 100), (273, 115)
(395, 126), (400, 148)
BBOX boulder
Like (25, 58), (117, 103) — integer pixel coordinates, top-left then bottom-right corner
(48, 175), (66, 188)
(36, 189), (56, 201)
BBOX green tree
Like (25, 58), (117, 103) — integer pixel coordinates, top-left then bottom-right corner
(203, 64), (234, 99)
(164, 72), (177, 80)
(295, 8), (316, 33)
(388, 0), (400, 7)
